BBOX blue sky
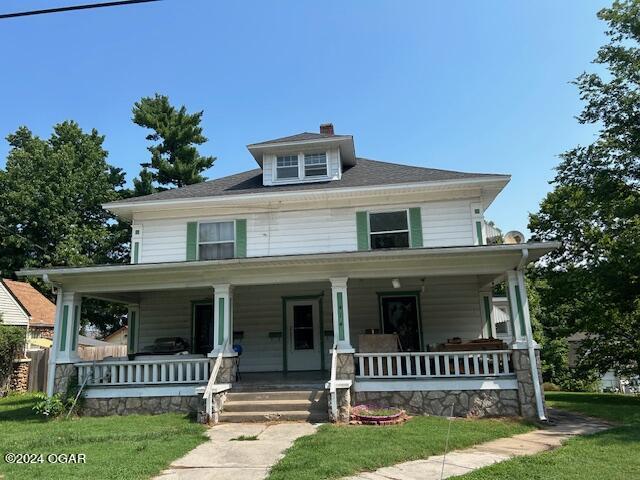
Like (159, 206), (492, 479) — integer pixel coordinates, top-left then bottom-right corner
(0, 0), (608, 235)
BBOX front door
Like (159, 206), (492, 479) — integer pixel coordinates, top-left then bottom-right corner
(285, 299), (321, 371)
(193, 303), (214, 354)
(380, 295), (421, 351)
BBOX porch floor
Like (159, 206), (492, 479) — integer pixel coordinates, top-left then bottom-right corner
(234, 370), (327, 391)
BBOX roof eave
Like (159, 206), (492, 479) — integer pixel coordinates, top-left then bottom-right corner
(247, 136), (356, 167)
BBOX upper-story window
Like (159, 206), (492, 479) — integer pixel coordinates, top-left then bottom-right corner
(304, 153), (327, 177)
(276, 155), (299, 179)
(369, 211), (409, 249)
(199, 221), (235, 260)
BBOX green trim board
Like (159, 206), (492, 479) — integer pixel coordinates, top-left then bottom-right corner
(506, 288), (518, 339)
(235, 219), (247, 258)
(133, 242), (139, 264)
(128, 310), (137, 353)
(482, 296), (492, 338)
(475, 221), (484, 245)
(191, 299), (214, 354)
(186, 222), (198, 261)
(336, 292), (345, 341)
(59, 305), (69, 351)
(218, 297), (225, 346)
(514, 285), (527, 337)
(356, 211), (369, 251)
(281, 294), (325, 373)
(408, 207), (423, 248)
(376, 291), (424, 351)
(71, 305), (79, 351)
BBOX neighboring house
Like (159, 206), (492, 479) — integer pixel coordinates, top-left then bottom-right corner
(103, 326), (128, 346)
(20, 124), (557, 422)
(0, 279), (55, 348)
(567, 333), (639, 393)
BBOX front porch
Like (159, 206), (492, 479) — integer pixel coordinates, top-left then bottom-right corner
(27, 243), (552, 421)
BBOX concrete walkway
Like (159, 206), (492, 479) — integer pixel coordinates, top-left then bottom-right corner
(342, 409), (612, 480)
(155, 422), (316, 480)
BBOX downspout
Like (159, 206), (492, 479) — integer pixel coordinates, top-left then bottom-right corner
(517, 248), (547, 421)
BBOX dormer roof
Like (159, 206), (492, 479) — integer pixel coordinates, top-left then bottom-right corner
(247, 127), (356, 167)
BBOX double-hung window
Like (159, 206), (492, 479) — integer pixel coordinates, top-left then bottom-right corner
(304, 152), (327, 177)
(276, 155), (299, 179)
(369, 211), (410, 249)
(198, 221), (235, 260)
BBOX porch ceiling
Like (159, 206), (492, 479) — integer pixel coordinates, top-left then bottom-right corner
(18, 242), (558, 294)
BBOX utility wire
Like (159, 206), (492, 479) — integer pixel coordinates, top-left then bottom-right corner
(0, 0), (161, 20)
(0, 223), (48, 253)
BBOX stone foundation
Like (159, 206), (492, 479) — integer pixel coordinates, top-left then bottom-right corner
(328, 351), (355, 423)
(354, 389), (520, 417)
(53, 363), (77, 395)
(81, 395), (203, 416)
(8, 359), (31, 393)
(512, 348), (545, 419)
(214, 356), (238, 384)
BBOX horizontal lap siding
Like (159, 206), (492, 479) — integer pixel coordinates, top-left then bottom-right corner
(136, 198), (478, 263)
(233, 282), (333, 372)
(0, 283), (29, 326)
(347, 276), (483, 350)
(138, 288), (211, 351)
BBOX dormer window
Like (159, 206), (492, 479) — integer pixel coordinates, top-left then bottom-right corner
(304, 153), (327, 177)
(276, 155), (299, 179)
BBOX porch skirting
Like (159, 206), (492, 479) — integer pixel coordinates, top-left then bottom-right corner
(81, 395), (203, 417)
(353, 389), (520, 417)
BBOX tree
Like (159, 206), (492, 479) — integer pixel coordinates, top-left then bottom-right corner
(132, 94), (215, 190)
(529, 0), (640, 379)
(0, 121), (129, 334)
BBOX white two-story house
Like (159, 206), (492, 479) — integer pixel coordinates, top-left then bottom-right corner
(21, 124), (555, 422)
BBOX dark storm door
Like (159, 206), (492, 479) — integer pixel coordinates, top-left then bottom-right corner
(380, 295), (421, 351)
(193, 304), (214, 354)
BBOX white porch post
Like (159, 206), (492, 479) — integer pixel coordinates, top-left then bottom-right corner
(210, 284), (234, 356)
(330, 277), (353, 351)
(478, 289), (495, 338)
(46, 287), (64, 396)
(507, 269), (546, 421)
(56, 291), (82, 364)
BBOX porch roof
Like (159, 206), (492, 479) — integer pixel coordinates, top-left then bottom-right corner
(18, 243), (558, 297)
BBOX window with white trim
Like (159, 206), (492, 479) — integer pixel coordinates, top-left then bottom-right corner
(369, 211), (410, 249)
(276, 155), (299, 179)
(198, 221), (235, 260)
(304, 152), (327, 177)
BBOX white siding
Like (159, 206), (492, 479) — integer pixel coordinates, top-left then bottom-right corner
(136, 198), (480, 263)
(136, 276), (485, 372)
(0, 282), (29, 326)
(137, 288), (210, 351)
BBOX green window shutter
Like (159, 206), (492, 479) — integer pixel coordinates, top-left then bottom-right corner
(409, 207), (423, 248)
(235, 219), (247, 258)
(186, 222), (198, 261)
(356, 211), (369, 251)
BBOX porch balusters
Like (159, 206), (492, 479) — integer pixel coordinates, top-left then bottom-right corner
(354, 350), (514, 379)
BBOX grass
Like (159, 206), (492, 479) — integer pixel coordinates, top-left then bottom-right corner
(456, 392), (640, 480)
(231, 434), (259, 441)
(267, 415), (533, 480)
(0, 393), (208, 480)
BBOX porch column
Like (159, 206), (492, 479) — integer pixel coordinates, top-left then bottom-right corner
(127, 305), (140, 355)
(47, 288), (81, 397)
(478, 289), (495, 338)
(330, 277), (353, 351)
(210, 284), (234, 355)
(506, 270), (546, 421)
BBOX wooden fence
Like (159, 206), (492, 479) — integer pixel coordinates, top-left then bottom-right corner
(78, 345), (128, 361)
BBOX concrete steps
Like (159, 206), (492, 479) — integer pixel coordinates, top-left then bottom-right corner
(219, 389), (328, 423)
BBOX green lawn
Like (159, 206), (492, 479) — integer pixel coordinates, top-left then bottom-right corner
(0, 393), (208, 480)
(268, 415), (533, 480)
(455, 392), (640, 480)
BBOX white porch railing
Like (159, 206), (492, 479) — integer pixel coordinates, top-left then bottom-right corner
(355, 350), (513, 379)
(76, 357), (210, 386)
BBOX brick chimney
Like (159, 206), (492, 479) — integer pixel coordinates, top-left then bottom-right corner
(320, 123), (334, 136)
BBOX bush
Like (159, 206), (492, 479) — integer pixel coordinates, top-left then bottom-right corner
(0, 325), (26, 391)
(33, 377), (84, 419)
(543, 382), (561, 391)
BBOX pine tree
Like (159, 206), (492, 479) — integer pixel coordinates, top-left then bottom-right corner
(132, 94), (215, 190)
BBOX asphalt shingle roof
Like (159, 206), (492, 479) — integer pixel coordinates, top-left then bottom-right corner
(2, 279), (55, 326)
(248, 132), (351, 146)
(112, 158), (503, 205)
